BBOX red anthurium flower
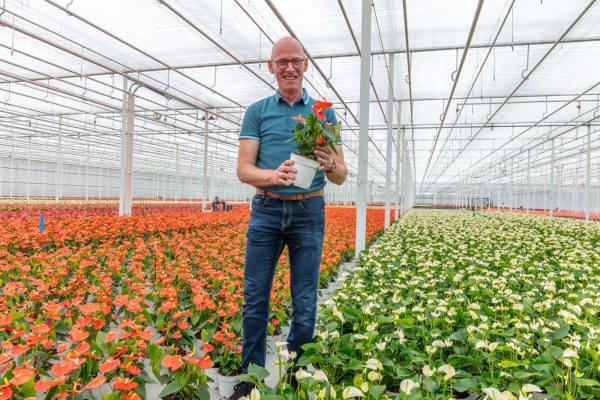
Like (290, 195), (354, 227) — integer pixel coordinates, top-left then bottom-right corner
(314, 100), (333, 109)
(177, 320), (188, 330)
(0, 315), (11, 327)
(99, 357), (120, 373)
(202, 343), (214, 353)
(34, 378), (54, 392)
(0, 384), (12, 400)
(124, 363), (142, 375)
(123, 392), (142, 400)
(316, 137), (326, 144)
(10, 367), (35, 385)
(292, 114), (305, 122)
(85, 376), (106, 390)
(113, 377), (138, 391)
(138, 330), (153, 341)
(104, 330), (117, 343)
(0, 353), (12, 364)
(12, 344), (30, 355)
(161, 354), (183, 371)
(197, 355), (212, 370)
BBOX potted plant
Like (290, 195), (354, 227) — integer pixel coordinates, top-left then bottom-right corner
(289, 100), (341, 189)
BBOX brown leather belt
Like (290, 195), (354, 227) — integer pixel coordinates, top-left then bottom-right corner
(256, 188), (324, 201)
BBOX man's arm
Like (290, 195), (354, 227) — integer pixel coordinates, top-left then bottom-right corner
(314, 144), (347, 185)
(237, 139), (297, 187)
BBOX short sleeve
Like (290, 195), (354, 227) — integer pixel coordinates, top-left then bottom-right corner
(239, 103), (260, 140)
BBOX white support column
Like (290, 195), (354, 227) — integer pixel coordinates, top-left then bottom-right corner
(400, 128), (406, 214)
(27, 136), (32, 200)
(384, 54), (395, 229)
(585, 124), (591, 221)
(175, 143), (180, 202)
(9, 155), (14, 198)
(550, 139), (555, 217)
(509, 157), (514, 213)
(55, 116), (62, 203)
(119, 76), (128, 214)
(395, 101), (401, 220)
(355, 0), (372, 257)
(119, 79), (135, 216)
(526, 150), (531, 213)
(202, 111), (209, 212)
(0, 156), (3, 198)
(85, 145), (90, 201)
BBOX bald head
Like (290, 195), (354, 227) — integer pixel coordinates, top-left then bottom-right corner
(271, 36), (304, 59)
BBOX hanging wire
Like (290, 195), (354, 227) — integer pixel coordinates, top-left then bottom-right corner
(11, 14), (15, 55)
(219, 0), (223, 34)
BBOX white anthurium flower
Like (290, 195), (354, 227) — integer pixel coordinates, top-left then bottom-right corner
(476, 340), (489, 350)
(563, 348), (579, 359)
(367, 371), (381, 381)
(438, 364), (456, 381)
(353, 334), (368, 340)
(375, 341), (386, 351)
(422, 365), (436, 377)
(342, 386), (364, 399)
(330, 387), (337, 399)
(276, 341), (288, 348)
(278, 348), (290, 359)
(360, 382), (369, 392)
(365, 358), (383, 370)
(366, 324), (377, 332)
(296, 369), (313, 380)
(412, 305), (424, 313)
(488, 342), (499, 352)
(399, 379), (419, 395)
(432, 340), (445, 348)
(313, 370), (328, 382)
(318, 389), (327, 399)
(330, 331), (340, 340)
(483, 387), (517, 400)
(250, 388), (261, 400)
(289, 351), (297, 360)
(520, 384), (543, 394)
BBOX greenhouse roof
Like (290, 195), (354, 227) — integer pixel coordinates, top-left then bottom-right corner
(1, 0), (599, 195)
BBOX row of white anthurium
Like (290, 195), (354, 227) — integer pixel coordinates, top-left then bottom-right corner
(283, 210), (600, 400)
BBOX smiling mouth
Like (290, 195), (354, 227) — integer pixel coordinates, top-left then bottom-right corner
(283, 76), (297, 80)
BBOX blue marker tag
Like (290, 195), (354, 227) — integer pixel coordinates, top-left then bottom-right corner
(40, 215), (45, 233)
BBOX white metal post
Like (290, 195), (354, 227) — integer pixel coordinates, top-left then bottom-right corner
(85, 145), (90, 201)
(510, 157), (514, 213)
(550, 139), (555, 217)
(395, 101), (401, 220)
(175, 143), (180, 202)
(585, 124), (591, 221)
(27, 136), (31, 200)
(203, 111), (209, 212)
(526, 150), (531, 213)
(123, 91), (135, 215)
(355, 0), (372, 257)
(55, 116), (62, 203)
(401, 128), (406, 214)
(119, 76), (128, 215)
(384, 54), (394, 229)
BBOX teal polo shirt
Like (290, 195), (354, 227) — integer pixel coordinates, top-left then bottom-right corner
(240, 89), (340, 196)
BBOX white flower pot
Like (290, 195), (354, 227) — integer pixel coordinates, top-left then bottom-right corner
(290, 153), (320, 189)
(205, 367), (219, 391)
(266, 334), (283, 353)
(218, 372), (240, 399)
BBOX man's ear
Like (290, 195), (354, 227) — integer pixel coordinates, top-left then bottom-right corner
(303, 58), (309, 72)
(268, 59), (275, 74)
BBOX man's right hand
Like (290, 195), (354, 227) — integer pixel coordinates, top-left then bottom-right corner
(269, 160), (297, 186)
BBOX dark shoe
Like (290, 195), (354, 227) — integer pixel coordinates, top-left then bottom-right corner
(227, 382), (255, 400)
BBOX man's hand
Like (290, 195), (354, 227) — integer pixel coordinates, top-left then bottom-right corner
(269, 160), (297, 186)
(314, 146), (334, 172)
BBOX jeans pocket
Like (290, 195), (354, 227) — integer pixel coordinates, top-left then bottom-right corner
(252, 195), (268, 208)
(299, 196), (325, 214)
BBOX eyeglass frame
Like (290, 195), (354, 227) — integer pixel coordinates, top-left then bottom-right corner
(271, 58), (306, 69)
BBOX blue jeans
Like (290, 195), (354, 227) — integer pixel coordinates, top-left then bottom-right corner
(241, 194), (325, 372)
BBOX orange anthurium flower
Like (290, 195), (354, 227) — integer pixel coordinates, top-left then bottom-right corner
(12, 344), (30, 355)
(138, 330), (153, 341)
(161, 354), (183, 371)
(0, 353), (12, 364)
(124, 363), (142, 375)
(0, 384), (12, 400)
(9, 367), (35, 385)
(314, 100), (333, 109)
(123, 392), (142, 400)
(0, 315), (11, 327)
(292, 114), (306, 122)
(34, 378), (54, 392)
(113, 377), (138, 391)
(99, 357), (120, 373)
(104, 331), (117, 343)
(197, 355), (212, 370)
(202, 343), (214, 353)
(85, 376), (106, 390)
(177, 320), (188, 330)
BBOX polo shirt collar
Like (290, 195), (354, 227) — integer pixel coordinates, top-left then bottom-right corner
(274, 88), (310, 105)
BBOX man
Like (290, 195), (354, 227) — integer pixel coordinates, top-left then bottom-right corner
(230, 36), (347, 399)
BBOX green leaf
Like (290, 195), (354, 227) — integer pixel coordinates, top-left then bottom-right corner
(499, 360), (522, 368)
(576, 378), (600, 387)
(159, 379), (185, 398)
(453, 377), (478, 393)
(102, 393), (121, 400)
(95, 331), (108, 356)
(552, 323), (570, 340)
(248, 363), (270, 381)
(193, 386), (211, 400)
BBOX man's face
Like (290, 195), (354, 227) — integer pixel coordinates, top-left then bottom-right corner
(268, 40), (308, 95)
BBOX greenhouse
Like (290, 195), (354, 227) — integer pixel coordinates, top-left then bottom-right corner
(0, 0), (599, 399)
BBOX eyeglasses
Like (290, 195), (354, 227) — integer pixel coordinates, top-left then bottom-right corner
(272, 58), (305, 69)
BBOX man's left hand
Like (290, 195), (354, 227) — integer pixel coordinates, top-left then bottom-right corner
(314, 146), (334, 172)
